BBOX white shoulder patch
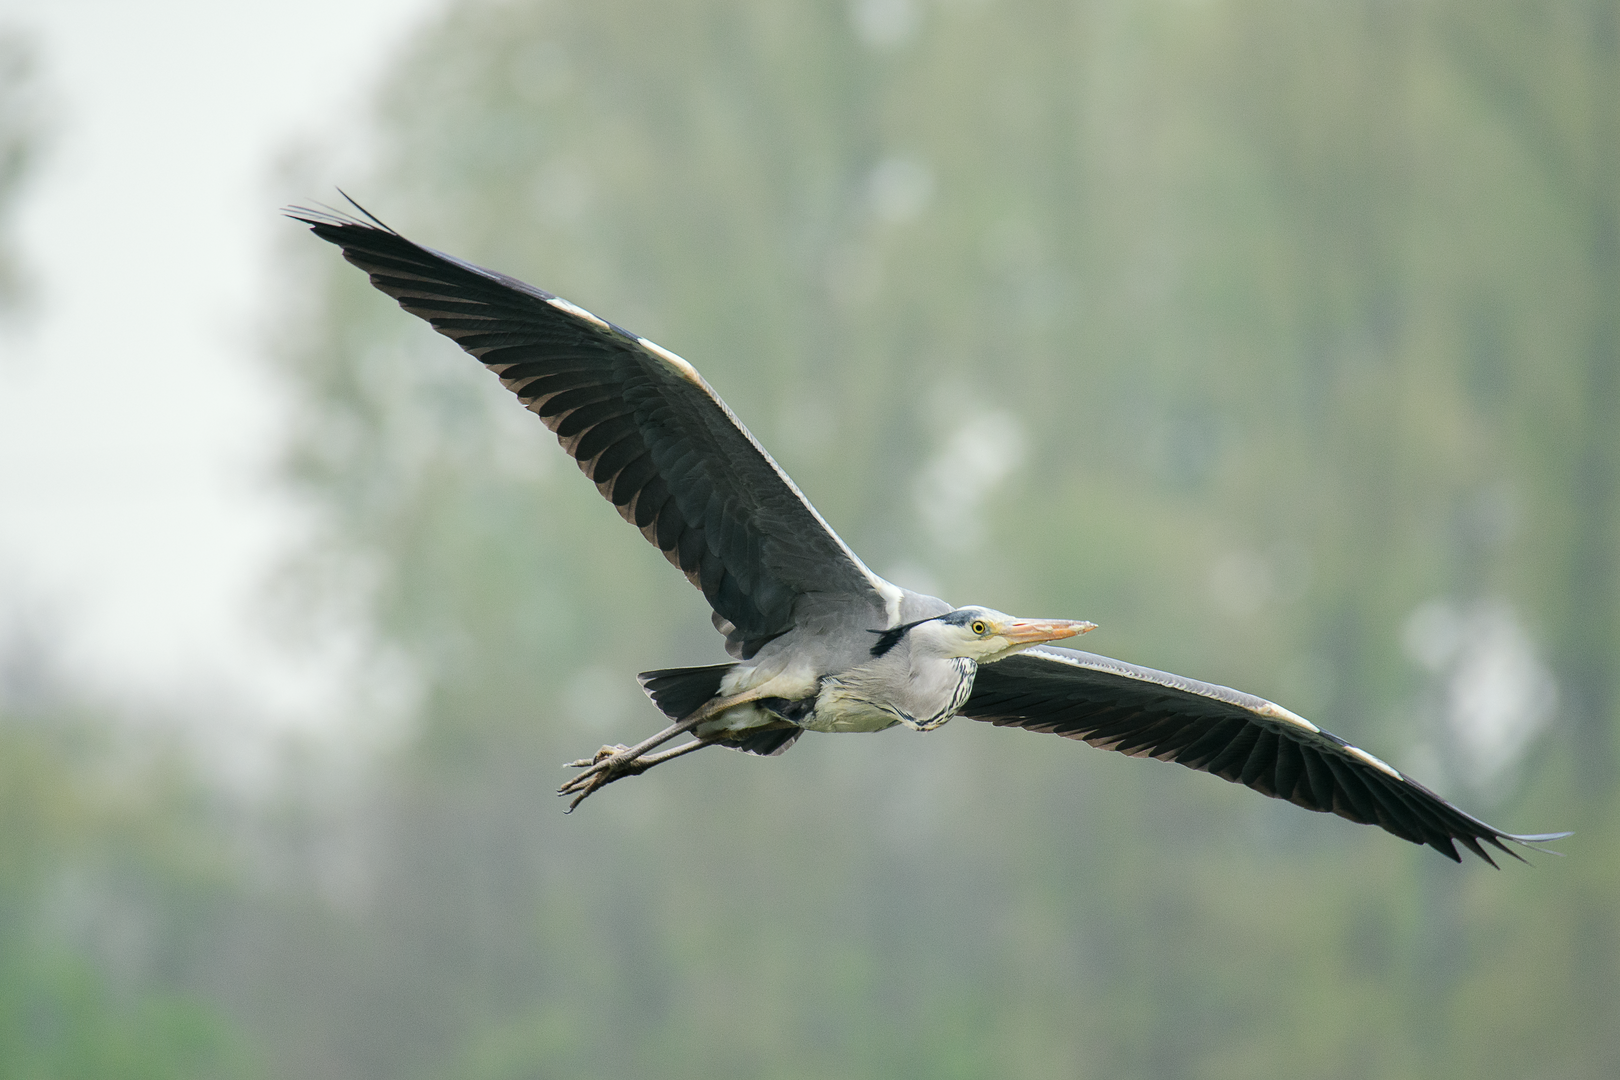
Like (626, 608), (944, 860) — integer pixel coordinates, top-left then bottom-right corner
(1344, 744), (1403, 779)
(876, 579), (905, 628)
(546, 295), (611, 331)
(637, 336), (705, 386)
(1253, 700), (1321, 734)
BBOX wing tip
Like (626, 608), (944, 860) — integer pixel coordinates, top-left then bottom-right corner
(1500, 830), (1572, 860)
(283, 190), (397, 234)
(1451, 828), (1570, 867)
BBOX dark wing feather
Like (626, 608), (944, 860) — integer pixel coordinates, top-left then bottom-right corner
(963, 646), (1569, 865)
(291, 208), (897, 657)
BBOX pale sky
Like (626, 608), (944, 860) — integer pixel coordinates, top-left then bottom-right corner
(0, 0), (445, 735)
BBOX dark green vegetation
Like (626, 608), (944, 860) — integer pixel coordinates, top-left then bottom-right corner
(8, 1), (1620, 1076)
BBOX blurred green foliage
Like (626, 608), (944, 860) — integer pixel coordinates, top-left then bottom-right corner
(7, 1), (1620, 1077)
(0, 700), (253, 1077)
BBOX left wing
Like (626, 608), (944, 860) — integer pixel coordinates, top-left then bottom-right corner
(288, 205), (901, 659)
(962, 646), (1567, 864)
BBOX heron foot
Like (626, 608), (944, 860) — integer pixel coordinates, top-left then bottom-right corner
(557, 691), (772, 812)
(558, 736), (723, 811)
(559, 744), (652, 811)
(566, 744), (629, 769)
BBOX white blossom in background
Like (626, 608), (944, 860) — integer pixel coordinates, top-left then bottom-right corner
(914, 405), (1028, 553)
(1402, 598), (1557, 791)
(866, 155), (935, 225)
(825, 156), (935, 307)
(850, 0), (921, 50)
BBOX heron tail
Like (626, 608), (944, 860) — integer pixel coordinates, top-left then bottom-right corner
(723, 726), (803, 756)
(637, 664), (736, 721)
(636, 664), (803, 757)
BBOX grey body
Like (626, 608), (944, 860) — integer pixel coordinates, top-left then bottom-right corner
(701, 589), (965, 739)
(292, 205), (1568, 864)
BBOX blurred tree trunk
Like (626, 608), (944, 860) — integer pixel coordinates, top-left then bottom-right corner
(1567, 2), (1620, 804)
(1445, 0), (1620, 803)
(1569, 7), (1620, 1073)
(1444, 4), (1620, 1074)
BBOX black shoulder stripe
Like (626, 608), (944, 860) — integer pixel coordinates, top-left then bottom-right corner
(869, 617), (935, 657)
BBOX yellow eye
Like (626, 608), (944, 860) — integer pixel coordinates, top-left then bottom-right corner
(971, 621), (987, 635)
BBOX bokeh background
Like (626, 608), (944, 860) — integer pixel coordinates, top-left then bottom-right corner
(1, 1), (1616, 1077)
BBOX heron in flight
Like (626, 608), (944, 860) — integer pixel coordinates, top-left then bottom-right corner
(291, 204), (1566, 865)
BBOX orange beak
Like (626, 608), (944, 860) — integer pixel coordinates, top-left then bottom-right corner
(999, 618), (1097, 644)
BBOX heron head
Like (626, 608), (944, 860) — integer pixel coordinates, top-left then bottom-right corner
(916, 606), (1096, 662)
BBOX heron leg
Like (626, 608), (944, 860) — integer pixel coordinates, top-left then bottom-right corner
(561, 738), (718, 812)
(558, 688), (770, 808)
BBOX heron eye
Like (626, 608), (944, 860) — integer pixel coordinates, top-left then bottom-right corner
(971, 620), (987, 635)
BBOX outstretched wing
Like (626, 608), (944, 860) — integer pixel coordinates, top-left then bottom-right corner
(292, 207), (900, 658)
(963, 646), (1568, 864)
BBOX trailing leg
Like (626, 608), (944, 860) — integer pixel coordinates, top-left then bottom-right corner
(558, 687), (771, 808)
(560, 738), (719, 812)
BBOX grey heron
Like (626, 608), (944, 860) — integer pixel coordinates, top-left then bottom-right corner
(291, 204), (1567, 865)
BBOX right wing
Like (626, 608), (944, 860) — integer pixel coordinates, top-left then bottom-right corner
(963, 646), (1568, 864)
(291, 206), (901, 657)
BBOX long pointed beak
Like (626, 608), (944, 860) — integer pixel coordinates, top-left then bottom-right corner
(1000, 618), (1096, 644)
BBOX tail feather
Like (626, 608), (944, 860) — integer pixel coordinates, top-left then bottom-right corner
(636, 664), (804, 757)
(728, 726), (803, 757)
(637, 664), (734, 721)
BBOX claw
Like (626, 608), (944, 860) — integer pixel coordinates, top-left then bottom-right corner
(559, 735), (722, 811)
(566, 744), (628, 769)
(559, 746), (648, 811)
(559, 745), (635, 794)
(555, 689), (769, 813)
(564, 778), (601, 813)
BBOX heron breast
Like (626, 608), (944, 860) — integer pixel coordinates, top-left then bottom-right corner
(797, 691), (905, 733)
